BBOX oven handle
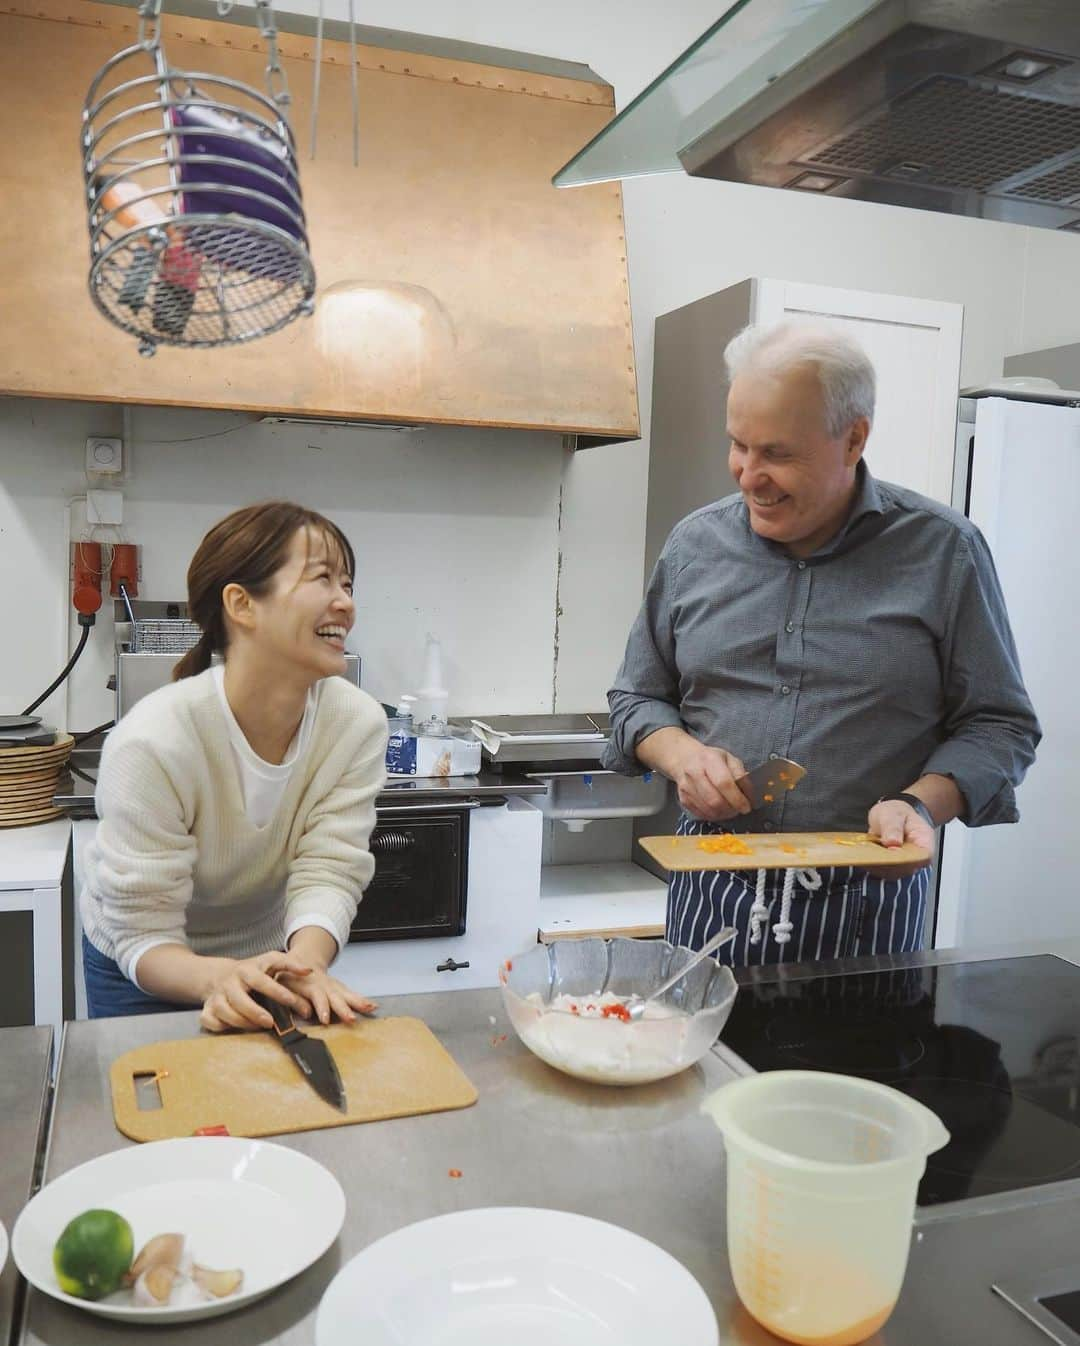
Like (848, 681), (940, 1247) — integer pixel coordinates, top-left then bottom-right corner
(374, 796), (505, 815)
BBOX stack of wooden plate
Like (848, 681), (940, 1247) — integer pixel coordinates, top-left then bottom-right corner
(0, 733), (75, 828)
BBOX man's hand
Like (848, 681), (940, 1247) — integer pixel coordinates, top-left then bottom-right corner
(864, 799), (935, 878)
(636, 728), (751, 822)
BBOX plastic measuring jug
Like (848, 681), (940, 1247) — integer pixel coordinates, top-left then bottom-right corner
(704, 1070), (949, 1346)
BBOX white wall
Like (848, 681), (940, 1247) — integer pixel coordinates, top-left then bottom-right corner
(3, 0), (1077, 730)
(0, 398), (565, 730)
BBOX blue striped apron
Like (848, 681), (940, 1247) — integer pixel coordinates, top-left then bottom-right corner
(666, 815), (929, 967)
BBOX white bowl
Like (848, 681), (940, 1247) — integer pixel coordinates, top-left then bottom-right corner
(12, 1136), (344, 1323)
(500, 936), (737, 1085)
(315, 1207), (719, 1346)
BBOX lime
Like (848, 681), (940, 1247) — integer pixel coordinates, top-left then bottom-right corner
(53, 1209), (134, 1301)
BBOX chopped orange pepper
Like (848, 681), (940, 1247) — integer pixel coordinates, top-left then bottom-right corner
(763, 793), (774, 803)
(697, 834), (754, 856)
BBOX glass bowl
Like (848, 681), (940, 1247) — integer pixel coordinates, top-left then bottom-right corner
(499, 937), (738, 1086)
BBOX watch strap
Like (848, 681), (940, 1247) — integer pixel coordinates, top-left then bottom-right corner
(878, 793), (935, 828)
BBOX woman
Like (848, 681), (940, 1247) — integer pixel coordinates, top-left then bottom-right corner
(81, 502), (388, 1031)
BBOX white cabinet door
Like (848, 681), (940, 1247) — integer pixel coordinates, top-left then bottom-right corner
(753, 279), (964, 505)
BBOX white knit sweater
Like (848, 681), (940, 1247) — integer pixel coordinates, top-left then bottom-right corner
(81, 669), (388, 983)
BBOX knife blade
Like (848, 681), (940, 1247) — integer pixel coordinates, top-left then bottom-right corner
(734, 757), (806, 810)
(251, 992), (348, 1113)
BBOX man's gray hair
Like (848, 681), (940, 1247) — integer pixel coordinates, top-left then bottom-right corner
(724, 320), (876, 437)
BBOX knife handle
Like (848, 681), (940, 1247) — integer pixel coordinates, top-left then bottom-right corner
(251, 990), (300, 1038)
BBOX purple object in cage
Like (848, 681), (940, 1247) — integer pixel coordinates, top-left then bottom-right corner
(170, 101), (307, 250)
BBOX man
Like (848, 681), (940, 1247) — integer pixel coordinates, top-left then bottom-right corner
(604, 320), (1040, 965)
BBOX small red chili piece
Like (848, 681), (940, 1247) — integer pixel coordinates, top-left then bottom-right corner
(601, 1002), (632, 1023)
(449, 1168), (463, 1179)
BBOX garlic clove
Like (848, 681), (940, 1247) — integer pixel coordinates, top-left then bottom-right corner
(191, 1264), (243, 1299)
(132, 1265), (178, 1307)
(128, 1232), (185, 1283)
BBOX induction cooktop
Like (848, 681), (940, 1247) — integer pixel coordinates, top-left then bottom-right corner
(720, 956), (1080, 1207)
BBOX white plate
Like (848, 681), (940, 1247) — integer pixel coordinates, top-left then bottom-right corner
(12, 1137), (345, 1324)
(315, 1207), (718, 1346)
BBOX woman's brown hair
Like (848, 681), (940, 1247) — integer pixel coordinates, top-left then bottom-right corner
(173, 502), (355, 680)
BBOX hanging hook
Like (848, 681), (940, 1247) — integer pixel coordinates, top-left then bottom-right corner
(255, 0), (291, 111)
(136, 0), (164, 49)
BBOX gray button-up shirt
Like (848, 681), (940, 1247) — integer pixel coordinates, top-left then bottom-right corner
(604, 465), (1040, 831)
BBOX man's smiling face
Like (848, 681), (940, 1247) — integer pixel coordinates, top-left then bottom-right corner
(727, 361), (868, 558)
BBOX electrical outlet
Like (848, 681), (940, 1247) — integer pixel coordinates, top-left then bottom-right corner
(86, 436), (123, 475)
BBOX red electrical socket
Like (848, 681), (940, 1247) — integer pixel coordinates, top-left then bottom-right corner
(109, 542), (139, 598)
(72, 541), (103, 616)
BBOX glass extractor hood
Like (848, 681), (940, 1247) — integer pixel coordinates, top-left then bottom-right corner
(553, 0), (888, 187)
(555, 0), (1080, 234)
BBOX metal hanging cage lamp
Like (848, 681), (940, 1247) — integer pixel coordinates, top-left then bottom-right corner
(80, 0), (316, 356)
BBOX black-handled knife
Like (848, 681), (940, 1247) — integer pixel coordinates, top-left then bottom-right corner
(251, 992), (348, 1113)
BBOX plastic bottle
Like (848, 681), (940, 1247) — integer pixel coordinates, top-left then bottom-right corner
(385, 694), (418, 774)
(387, 694), (416, 736)
(416, 633), (449, 737)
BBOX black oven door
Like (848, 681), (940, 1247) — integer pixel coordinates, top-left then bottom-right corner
(348, 800), (482, 943)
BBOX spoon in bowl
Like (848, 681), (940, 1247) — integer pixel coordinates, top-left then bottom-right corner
(626, 926), (737, 1021)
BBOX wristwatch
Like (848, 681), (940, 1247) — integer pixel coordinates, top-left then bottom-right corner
(877, 793), (935, 828)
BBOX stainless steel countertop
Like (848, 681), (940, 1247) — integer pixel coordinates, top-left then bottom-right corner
(21, 946), (1080, 1344)
(21, 993), (740, 1345)
(54, 748), (548, 814)
(1, 1027), (52, 1346)
(377, 772), (547, 802)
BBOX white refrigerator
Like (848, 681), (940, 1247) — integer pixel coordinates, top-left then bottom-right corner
(934, 391), (1080, 948)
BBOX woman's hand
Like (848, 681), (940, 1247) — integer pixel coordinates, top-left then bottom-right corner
(277, 967), (378, 1026)
(200, 951), (314, 1033)
(863, 799), (935, 879)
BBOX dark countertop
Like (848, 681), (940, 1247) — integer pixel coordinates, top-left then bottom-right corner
(53, 750), (547, 817)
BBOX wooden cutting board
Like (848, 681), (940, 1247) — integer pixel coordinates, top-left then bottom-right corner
(0, 804), (63, 828)
(111, 1016), (478, 1142)
(638, 832), (931, 872)
(0, 733), (73, 774)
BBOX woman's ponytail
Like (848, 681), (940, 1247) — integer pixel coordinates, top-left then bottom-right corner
(172, 629), (214, 681)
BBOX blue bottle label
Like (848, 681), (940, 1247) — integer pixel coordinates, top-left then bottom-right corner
(385, 731), (417, 775)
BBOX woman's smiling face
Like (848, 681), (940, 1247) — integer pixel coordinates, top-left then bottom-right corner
(244, 525), (356, 679)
